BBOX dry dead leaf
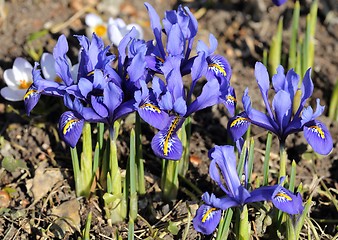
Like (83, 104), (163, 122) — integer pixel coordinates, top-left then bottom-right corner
(51, 198), (81, 234)
(28, 161), (63, 204)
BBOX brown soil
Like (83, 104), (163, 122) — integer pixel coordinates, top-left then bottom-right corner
(0, 0), (337, 239)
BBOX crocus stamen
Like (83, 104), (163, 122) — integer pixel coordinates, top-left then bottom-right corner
(208, 63), (226, 76)
(19, 80), (32, 89)
(202, 207), (217, 223)
(274, 190), (292, 202)
(54, 76), (63, 83)
(163, 116), (180, 156)
(230, 116), (249, 128)
(23, 89), (37, 100)
(63, 119), (80, 135)
(94, 24), (107, 37)
(309, 125), (325, 139)
(140, 103), (161, 113)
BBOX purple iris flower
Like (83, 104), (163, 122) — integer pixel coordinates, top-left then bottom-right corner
(24, 35), (77, 114)
(196, 34), (236, 116)
(59, 68), (134, 147)
(135, 54), (221, 160)
(144, 2), (198, 76)
(193, 145), (304, 235)
(228, 62), (333, 155)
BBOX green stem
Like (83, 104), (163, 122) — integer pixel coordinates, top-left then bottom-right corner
(80, 122), (93, 198)
(135, 113), (146, 195)
(238, 205), (250, 240)
(161, 159), (179, 201)
(279, 141), (287, 180)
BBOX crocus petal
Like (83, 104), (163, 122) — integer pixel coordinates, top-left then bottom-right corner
(151, 116), (183, 160)
(272, 186), (304, 215)
(59, 111), (85, 148)
(85, 13), (103, 27)
(41, 53), (57, 80)
(303, 120), (333, 155)
(193, 204), (221, 235)
(1, 87), (26, 101)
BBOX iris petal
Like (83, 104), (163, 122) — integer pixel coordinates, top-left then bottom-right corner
(24, 85), (40, 115)
(151, 116), (183, 160)
(228, 113), (251, 141)
(303, 120), (333, 155)
(193, 204), (221, 235)
(59, 111), (85, 148)
(272, 186), (304, 215)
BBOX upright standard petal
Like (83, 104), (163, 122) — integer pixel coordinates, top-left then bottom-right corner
(303, 120), (333, 155)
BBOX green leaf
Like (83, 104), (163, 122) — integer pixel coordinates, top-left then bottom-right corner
(167, 221), (179, 235)
(1, 157), (28, 172)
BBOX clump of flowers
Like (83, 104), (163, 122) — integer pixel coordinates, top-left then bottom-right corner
(193, 145), (304, 235)
(228, 62), (333, 155)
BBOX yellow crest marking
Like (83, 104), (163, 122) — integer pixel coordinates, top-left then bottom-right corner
(163, 116), (180, 156)
(309, 125), (325, 139)
(156, 56), (165, 63)
(23, 89), (37, 100)
(140, 103), (161, 113)
(275, 192), (292, 201)
(63, 119), (79, 135)
(226, 95), (237, 103)
(230, 117), (248, 128)
(208, 63), (227, 76)
(202, 207), (217, 223)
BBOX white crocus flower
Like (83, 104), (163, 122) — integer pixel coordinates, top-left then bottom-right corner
(85, 13), (108, 39)
(1, 57), (33, 101)
(40, 52), (79, 84)
(107, 17), (143, 46)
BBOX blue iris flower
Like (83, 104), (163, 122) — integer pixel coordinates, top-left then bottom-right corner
(193, 145), (304, 235)
(228, 62), (333, 155)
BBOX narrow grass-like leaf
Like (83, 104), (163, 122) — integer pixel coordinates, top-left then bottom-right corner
(247, 138), (255, 184)
(289, 160), (297, 192)
(288, 1), (300, 70)
(215, 209), (234, 240)
(83, 211), (92, 240)
(239, 205), (250, 240)
(135, 113), (146, 195)
(128, 219), (135, 240)
(268, 17), (283, 75)
(329, 80), (338, 120)
(178, 117), (191, 176)
(129, 129), (138, 221)
(263, 132), (272, 185)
